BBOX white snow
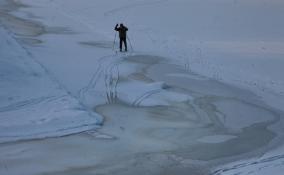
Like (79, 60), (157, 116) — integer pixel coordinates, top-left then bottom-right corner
(21, 0), (284, 109)
(0, 13), (102, 143)
(1, 0), (284, 174)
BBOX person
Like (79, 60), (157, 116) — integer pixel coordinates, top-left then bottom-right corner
(114, 23), (128, 52)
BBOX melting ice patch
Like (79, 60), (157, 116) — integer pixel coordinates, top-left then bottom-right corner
(118, 81), (193, 107)
(197, 135), (237, 144)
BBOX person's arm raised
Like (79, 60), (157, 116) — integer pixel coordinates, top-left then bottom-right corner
(114, 24), (119, 31)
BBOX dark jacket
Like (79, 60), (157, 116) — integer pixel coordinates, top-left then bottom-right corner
(115, 24), (128, 39)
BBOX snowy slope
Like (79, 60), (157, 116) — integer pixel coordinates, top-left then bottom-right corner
(0, 2), (102, 143)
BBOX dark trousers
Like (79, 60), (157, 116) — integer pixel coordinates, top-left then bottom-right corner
(119, 37), (127, 51)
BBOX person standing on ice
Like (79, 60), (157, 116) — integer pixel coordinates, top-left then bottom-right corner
(114, 23), (128, 52)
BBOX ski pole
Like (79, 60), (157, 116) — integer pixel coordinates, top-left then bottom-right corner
(127, 35), (134, 52)
(112, 31), (117, 51)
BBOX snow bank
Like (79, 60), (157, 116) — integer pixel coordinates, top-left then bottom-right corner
(0, 24), (102, 143)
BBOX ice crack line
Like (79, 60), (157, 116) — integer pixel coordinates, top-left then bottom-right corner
(211, 154), (284, 175)
(0, 96), (57, 113)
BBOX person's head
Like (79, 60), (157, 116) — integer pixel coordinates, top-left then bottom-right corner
(120, 23), (124, 27)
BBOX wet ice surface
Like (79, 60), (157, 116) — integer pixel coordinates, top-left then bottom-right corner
(81, 55), (283, 174)
(1, 55), (283, 175)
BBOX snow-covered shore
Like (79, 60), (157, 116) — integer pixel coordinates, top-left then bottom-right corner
(1, 0), (284, 174)
(0, 0), (102, 143)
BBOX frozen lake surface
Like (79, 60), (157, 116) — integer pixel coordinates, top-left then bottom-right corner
(1, 0), (284, 174)
(1, 54), (284, 175)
